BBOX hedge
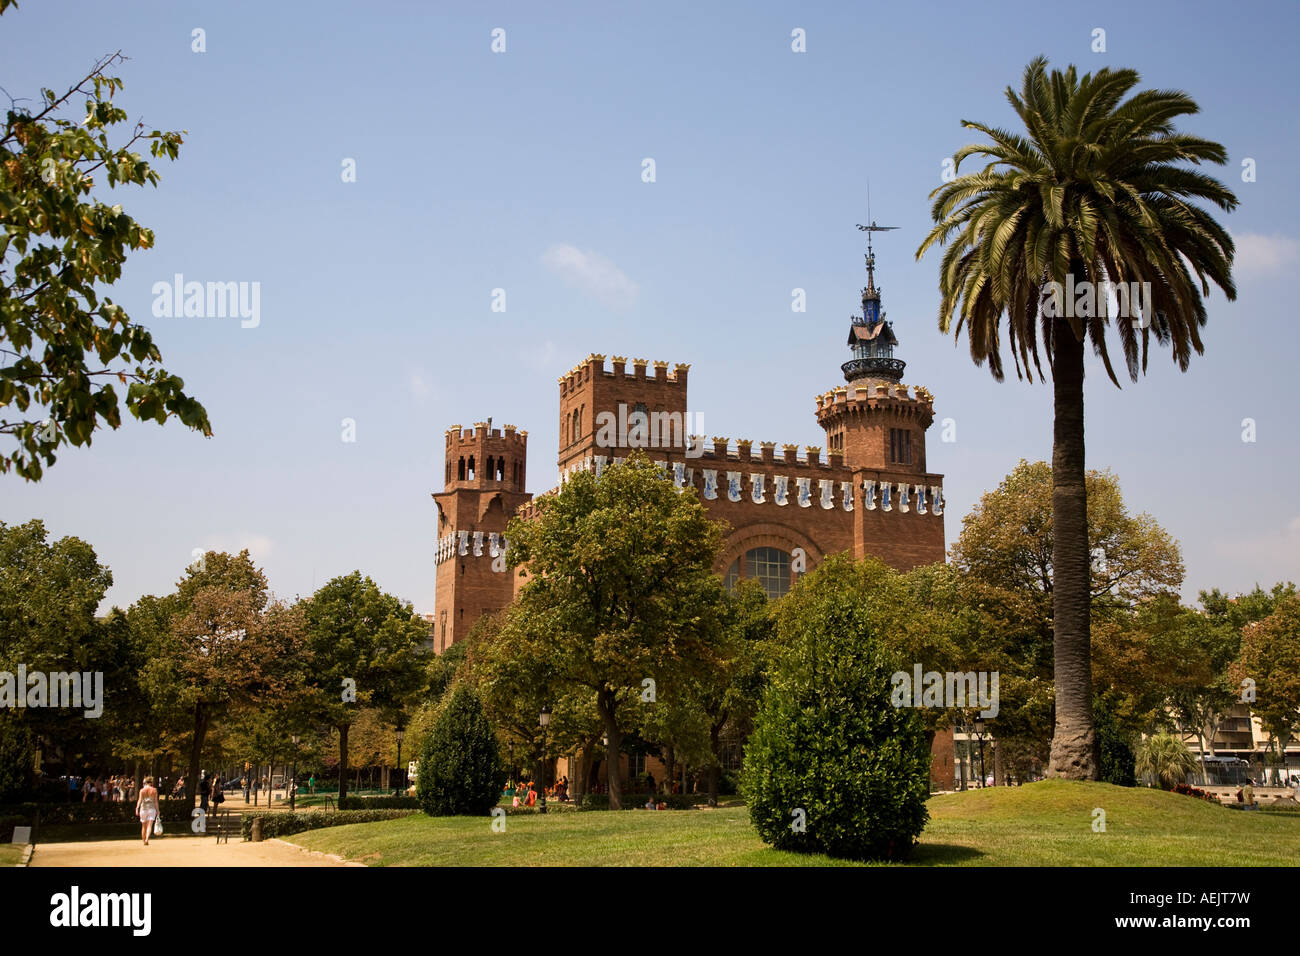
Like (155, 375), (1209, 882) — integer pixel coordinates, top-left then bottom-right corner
(337, 796), (420, 811)
(241, 809), (416, 841)
(578, 793), (700, 811)
(0, 800), (193, 827)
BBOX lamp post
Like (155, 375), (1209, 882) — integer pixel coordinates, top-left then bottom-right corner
(289, 734), (300, 812)
(539, 706), (552, 814)
(974, 717), (987, 787)
(395, 727), (405, 795)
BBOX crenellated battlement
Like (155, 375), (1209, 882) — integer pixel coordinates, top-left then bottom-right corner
(445, 421), (529, 449)
(814, 381), (936, 430)
(558, 352), (690, 397)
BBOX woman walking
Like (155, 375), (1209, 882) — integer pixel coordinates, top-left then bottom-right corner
(135, 776), (160, 846)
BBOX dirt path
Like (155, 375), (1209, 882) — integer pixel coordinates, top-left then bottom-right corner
(29, 837), (358, 867)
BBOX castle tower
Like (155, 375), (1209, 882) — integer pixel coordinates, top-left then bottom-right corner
(556, 353), (693, 480)
(817, 226), (946, 569)
(431, 420), (531, 652)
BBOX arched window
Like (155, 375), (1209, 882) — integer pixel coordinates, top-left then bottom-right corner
(726, 547), (792, 600)
(467, 455), (475, 479)
(457, 457), (466, 481)
(486, 456), (495, 480)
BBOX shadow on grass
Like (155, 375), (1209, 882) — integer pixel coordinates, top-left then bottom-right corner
(906, 843), (986, 865)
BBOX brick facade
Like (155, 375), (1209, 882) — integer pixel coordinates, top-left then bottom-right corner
(432, 242), (954, 784)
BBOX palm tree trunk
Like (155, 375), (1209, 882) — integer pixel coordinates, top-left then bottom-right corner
(1047, 308), (1098, 780)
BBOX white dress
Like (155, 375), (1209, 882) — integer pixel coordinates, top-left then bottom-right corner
(138, 791), (159, 822)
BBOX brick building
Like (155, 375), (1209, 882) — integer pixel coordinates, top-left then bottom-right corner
(432, 232), (955, 787)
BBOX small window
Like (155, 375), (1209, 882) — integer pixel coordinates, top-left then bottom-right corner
(889, 429), (913, 465)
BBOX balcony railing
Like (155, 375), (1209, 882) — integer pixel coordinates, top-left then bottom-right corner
(842, 356), (906, 381)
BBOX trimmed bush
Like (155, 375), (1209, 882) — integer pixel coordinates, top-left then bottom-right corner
(741, 555), (931, 861)
(240, 809), (416, 841)
(416, 686), (505, 816)
(337, 796), (420, 810)
(578, 793), (701, 811)
(0, 800), (192, 827)
(1171, 783), (1221, 804)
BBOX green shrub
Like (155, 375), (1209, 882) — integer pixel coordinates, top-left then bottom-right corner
(741, 555), (931, 861)
(0, 800), (192, 827)
(1135, 732), (1197, 790)
(416, 686), (505, 816)
(240, 809), (415, 841)
(578, 792), (700, 811)
(337, 796), (420, 810)
(0, 720), (34, 802)
(1095, 697), (1136, 787)
(504, 800), (578, 815)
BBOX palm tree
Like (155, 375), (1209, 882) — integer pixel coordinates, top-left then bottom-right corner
(917, 57), (1236, 779)
(1135, 732), (1198, 790)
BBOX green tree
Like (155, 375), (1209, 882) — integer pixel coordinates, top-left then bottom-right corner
(416, 685), (505, 816)
(0, 519), (143, 779)
(300, 572), (431, 802)
(918, 57), (1237, 778)
(0, 715), (34, 801)
(950, 460), (1184, 770)
(504, 455), (727, 810)
(742, 555), (931, 860)
(0, 41), (209, 480)
(139, 550), (304, 804)
(1233, 595), (1300, 785)
(642, 577), (774, 806)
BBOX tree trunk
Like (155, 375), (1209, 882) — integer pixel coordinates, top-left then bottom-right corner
(597, 686), (622, 810)
(186, 702), (210, 805)
(1046, 304), (1098, 780)
(707, 720), (724, 807)
(338, 723), (350, 801)
(662, 745), (676, 795)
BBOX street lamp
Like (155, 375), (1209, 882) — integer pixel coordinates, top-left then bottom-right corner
(974, 717), (987, 787)
(539, 706), (552, 813)
(289, 734), (300, 812)
(395, 727), (405, 795)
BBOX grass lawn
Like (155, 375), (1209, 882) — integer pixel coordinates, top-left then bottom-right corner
(0, 844), (26, 865)
(287, 779), (1299, 866)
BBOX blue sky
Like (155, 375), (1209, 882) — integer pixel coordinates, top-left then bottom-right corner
(3, 0), (1298, 613)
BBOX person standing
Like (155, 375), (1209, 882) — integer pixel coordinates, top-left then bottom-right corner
(241, 774), (249, 804)
(135, 776), (159, 846)
(212, 774), (225, 813)
(199, 771), (211, 813)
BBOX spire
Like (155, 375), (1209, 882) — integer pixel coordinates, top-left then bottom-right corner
(843, 221), (905, 385)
